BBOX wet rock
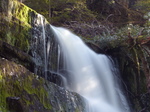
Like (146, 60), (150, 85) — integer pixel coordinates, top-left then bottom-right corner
(45, 71), (63, 87)
(6, 97), (24, 112)
(0, 40), (35, 72)
(86, 42), (105, 54)
(0, 0), (58, 77)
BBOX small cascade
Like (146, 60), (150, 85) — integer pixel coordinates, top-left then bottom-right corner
(50, 25), (131, 112)
(30, 14), (64, 86)
(57, 45), (61, 72)
(40, 16), (47, 79)
(30, 14), (49, 77)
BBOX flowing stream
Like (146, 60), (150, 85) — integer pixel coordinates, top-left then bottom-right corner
(49, 25), (131, 112)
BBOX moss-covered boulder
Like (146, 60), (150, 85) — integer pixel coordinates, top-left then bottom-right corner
(0, 0), (37, 52)
(0, 57), (86, 112)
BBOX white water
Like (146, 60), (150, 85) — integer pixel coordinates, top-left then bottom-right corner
(50, 25), (130, 112)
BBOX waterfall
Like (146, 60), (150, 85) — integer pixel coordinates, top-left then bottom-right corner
(49, 25), (131, 112)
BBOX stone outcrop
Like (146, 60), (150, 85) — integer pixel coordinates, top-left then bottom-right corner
(0, 58), (86, 112)
(0, 0), (86, 111)
(98, 33), (150, 112)
(0, 0), (58, 77)
(0, 0), (35, 52)
(0, 40), (34, 71)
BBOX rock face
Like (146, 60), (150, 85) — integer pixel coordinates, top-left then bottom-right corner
(0, 0), (86, 112)
(0, 0), (60, 77)
(0, 0), (41, 73)
(103, 38), (150, 111)
(0, 58), (86, 112)
(0, 0), (34, 52)
(0, 40), (34, 71)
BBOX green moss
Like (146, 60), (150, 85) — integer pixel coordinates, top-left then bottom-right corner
(12, 4), (32, 24)
(0, 77), (9, 112)
(0, 0), (39, 52)
(75, 108), (80, 112)
(0, 74), (2, 81)
(0, 20), (31, 53)
(22, 75), (52, 110)
(0, 67), (52, 111)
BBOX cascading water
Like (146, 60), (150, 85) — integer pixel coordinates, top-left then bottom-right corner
(40, 16), (48, 79)
(50, 25), (131, 112)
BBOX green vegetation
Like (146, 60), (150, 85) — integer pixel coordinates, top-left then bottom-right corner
(24, 0), (95, 25)
(92, 24), (150, 49)
(134, 0), (150, 14)
(21, 0), (149, 26)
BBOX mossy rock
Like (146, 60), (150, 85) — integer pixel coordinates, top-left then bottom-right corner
(0, 57), (51, 112)
(0, 0), (38, 52)
(0, 57), (86, 112)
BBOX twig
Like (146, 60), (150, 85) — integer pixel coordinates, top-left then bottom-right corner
(139, 107), (146, 112)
